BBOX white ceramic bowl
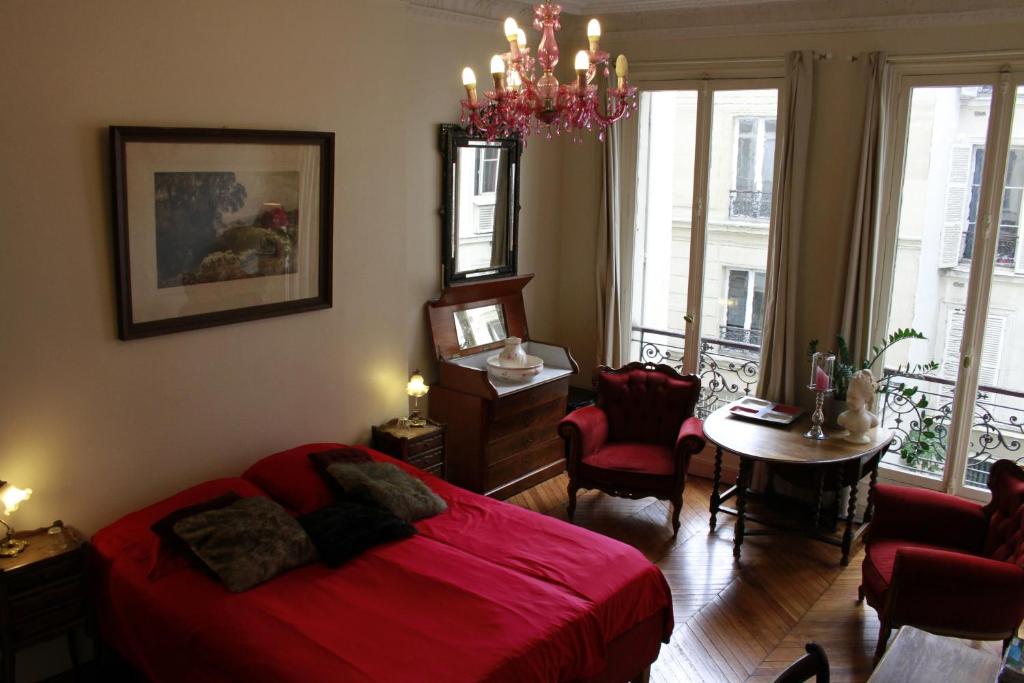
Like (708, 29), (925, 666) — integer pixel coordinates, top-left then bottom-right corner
(486, 353), (545, 383)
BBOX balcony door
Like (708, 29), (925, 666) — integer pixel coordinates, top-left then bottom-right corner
(631, 83), (781, 416)
(878, 71), (1024, 500)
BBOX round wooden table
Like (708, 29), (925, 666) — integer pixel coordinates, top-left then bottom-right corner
(703, 405), (893, 565)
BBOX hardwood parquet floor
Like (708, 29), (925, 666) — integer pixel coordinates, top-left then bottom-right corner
(507, 473), (1000, 683)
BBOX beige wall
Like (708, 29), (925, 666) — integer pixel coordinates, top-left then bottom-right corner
(557, 21), (1024, 388)
(0, 0), (564, 546)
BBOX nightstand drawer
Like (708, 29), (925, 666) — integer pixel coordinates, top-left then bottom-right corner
(12, 599), (85, 646)
(407, 447), (444, 470)
(405, 433), (444, 457)
(8, 577), (83, 623)
(6, 551), (83, 597)
(423, 463), (444, 478)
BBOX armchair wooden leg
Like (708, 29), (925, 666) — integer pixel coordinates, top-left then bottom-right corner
(567, 481), (578, 522)
(857, 584), (864, 603)
(874, 621), (892, 664)
(671, 494), (683, 537)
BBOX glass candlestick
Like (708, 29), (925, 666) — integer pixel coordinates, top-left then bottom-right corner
(805, 352), (835, 440)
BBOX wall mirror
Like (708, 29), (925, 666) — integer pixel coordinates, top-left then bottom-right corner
(440, 124), (522, 288)
(453, 304), (508, 350)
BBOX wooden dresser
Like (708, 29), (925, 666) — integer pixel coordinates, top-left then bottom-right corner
(372, 419), (446, 480)
(427, 275), (578, 499)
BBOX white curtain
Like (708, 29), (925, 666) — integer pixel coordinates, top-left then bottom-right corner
(596, 123), (628, 368)
(831, 52), (891, 364)
(757, 51), (815, 404)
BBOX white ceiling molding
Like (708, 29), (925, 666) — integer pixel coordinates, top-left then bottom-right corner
(408, 0), (1024, 37)
(601, 7), (1024, 40)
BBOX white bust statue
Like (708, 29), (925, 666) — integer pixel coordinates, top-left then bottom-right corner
(838, 369), (879, 444)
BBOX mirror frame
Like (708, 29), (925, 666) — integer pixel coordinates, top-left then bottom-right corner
(439, 123), (522, 288)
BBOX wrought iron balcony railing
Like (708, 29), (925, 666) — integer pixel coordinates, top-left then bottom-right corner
(728, 189), (773, 221)
(632, 326), (759, 418)
(632, 326), (1021, 489)
(878, 367), (1024, 488)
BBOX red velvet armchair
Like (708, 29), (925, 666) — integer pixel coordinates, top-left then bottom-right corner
(861, 459), (1024, 661)
(557, 363), (705, 536)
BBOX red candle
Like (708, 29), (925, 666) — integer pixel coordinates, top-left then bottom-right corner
(815, 367), (830, 392)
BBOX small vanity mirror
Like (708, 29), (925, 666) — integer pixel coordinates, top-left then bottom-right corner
(454, 304), (508, 350)
(440, 124), (522, 287)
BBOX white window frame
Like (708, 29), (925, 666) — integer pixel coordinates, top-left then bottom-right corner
(875, 57), (1024, 502)
(626, 72), (784, 375)
(723, 267), (766, 335)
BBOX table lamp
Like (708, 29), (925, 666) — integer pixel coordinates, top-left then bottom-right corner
(406, 371), (429, 428)
(0, 480), (32, 557)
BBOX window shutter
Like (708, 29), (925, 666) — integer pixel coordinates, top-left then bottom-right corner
(942, 308), (1005, 387)
(475, 204), (495, 234)
(978, 315), (1005, 387)
(942, 308), (965, 380)
(940, 145), (972, 268)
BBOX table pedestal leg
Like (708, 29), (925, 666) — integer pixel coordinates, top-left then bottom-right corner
(709, 446), (723, 531)
(841, 463), (861, 566)
(733, 458), (751, 561)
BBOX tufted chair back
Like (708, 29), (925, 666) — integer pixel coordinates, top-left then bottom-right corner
(596, 363), (700, 447)
(982, 459), (1024, 567)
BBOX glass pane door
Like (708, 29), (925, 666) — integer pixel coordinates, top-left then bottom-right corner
(962, 85), (1024, 492)
(696, 89), (778, 414)
(880, 85), (993, 485)
(632, 91), (698, 372)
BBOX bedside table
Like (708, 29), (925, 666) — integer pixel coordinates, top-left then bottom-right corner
(0, 525), (87, 683)
(372, 418), (446, 479)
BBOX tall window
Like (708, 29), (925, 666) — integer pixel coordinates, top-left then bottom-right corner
(731, 117), (776, 220)
(475, 147), (500, 196)
(632, 86), (780, 415)
(879, 76), (1024, 499)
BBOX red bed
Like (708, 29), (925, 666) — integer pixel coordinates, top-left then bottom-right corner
(92, 443), (673, 682)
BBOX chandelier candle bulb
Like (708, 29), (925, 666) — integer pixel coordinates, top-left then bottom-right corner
(503, 17), (519, 41)
(615, 54), (629, 88)
(461, 67), (477, 105)
(574, 50), (589, 90)
(587, 19), (601, 52)
(490, 55), (506, 93)
(516, 28), (527, 48)
(508, 70), (522, 91)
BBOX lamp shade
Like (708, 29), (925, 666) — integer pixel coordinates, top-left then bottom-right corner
(0, 481), (32, 515)
(406, 372), (429, 399)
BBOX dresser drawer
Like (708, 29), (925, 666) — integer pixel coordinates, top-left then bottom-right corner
(492, 379), (567, 421)
(486, 422), (561, 465)
(486, 438), (562, 491)
(407, 447), (444, 471)
(489, 398), (563, 443)
(422, 463), (445, 479)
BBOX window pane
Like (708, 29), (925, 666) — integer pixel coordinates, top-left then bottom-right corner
(963, 85), (1024, 491)
(725, 270), (749, 328)
(702, 89), (777, 407)
(881, 86), (992, 482)
(762, 119), (776, 191)
(632, 91), (698, 371)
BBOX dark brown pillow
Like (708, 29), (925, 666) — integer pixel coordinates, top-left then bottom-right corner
(171, 497), (318, 592)
(308, 447), (374, 499)
(326, 462), (447, 523)
(148, 492), (242, 578)
(298, 502), (415, 567)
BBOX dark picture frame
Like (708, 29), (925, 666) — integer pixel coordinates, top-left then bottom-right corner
(439, 124), (521, 288)
(110, 126), (334, 340)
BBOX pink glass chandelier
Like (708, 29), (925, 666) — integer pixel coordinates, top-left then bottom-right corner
(459, 2), (637, 142)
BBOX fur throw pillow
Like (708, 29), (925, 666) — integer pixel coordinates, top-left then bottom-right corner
(172, 497), (317, 592)
(326, 462), (447, 523)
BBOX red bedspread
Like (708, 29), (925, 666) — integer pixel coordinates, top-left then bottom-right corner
(92, 444), (673, 683)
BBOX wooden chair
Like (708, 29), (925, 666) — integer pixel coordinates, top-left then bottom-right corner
(773, 643), (829, 683)
(557, 362), (704, 535)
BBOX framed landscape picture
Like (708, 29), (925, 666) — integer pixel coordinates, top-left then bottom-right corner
(110, 126), (334, 339)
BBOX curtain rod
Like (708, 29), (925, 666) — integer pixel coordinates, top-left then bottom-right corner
(632, 55), (785, 70)
(887, 49), (1024, 64)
